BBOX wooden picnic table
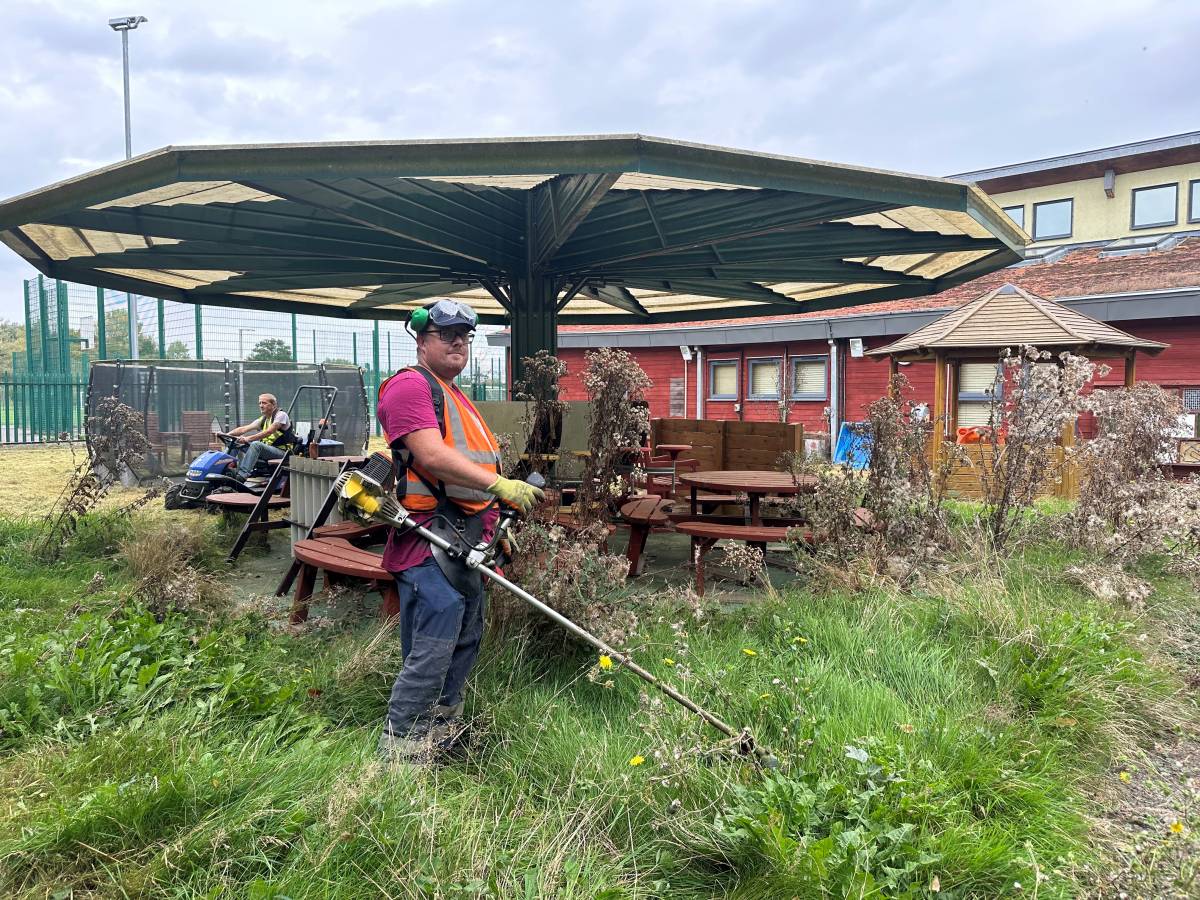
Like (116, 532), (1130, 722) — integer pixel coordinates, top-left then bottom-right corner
(679, 470), (817, 526)
(654, 444), (692, 462)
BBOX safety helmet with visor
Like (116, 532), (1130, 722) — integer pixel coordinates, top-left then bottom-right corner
(410, 299), (478, 341)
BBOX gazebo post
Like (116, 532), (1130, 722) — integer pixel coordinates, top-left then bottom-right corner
(931, 351), (947, 465)
(508, 275), (559, 395)
(887, 356), (899, 397)
(1124, 350), (1137, 387)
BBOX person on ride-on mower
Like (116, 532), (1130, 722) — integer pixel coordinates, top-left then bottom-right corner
(376, 299), (543, 766)
(228, 393), (298, 480)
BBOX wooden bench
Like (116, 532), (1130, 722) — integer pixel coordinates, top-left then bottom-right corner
(310, 520), (389, 545)
(674, 521), (811, 596)
(206, 492), (290, 515)
(289, 537), (400, 625)
(619, 496), (673, 576)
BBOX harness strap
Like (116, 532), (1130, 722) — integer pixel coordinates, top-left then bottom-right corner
(385, 365), (448, 503)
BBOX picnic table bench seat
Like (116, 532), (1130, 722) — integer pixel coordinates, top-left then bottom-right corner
(619, 496), (673, 576)
(289, 536), (399, 625)
(675, 521), (812, 596)
(206, 492), (290, 513)
(310, 520), (389, 545)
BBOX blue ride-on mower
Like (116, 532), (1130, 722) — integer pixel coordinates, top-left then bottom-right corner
(164, 385), (338, 510)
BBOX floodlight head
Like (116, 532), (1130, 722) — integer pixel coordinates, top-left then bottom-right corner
(108, 15), (148, 31)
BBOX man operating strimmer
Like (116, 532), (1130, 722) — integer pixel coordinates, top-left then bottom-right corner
(376, 299), (544, 764)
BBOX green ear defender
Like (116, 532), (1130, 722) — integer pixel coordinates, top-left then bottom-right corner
(409, 307), (430, 334)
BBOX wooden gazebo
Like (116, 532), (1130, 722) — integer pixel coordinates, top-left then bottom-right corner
(868, 283), (1168, 497)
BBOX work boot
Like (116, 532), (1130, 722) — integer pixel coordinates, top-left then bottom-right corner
(378, 728), (432, 768)
(429, 701), (468, 753)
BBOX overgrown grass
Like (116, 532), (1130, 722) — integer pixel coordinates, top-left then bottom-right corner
(0, 512), (1197, 898)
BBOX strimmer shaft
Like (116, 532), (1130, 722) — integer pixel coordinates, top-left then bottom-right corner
(353, 484), (778, 769)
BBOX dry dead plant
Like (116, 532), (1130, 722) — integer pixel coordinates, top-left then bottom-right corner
(36, 400), (155, 562)
(1071, 384), (1200, 571)
(971, 347), (1104, 553)
(120, 517), (230, 620)
(513, 350), (568, 479)
(780, 376), (956, 588)
(577, 348), (651, 522)
(494, 517), (635, 650)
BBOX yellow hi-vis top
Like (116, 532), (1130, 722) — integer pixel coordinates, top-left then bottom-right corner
(379, 366), (502, 514)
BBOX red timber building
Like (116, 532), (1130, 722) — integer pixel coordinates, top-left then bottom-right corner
(489, 132), (1200, 442)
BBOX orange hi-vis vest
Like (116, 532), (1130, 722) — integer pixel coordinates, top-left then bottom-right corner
(378, 366), (501, 515)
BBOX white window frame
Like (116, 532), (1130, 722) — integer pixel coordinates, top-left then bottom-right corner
(788, 354), (829, 401)
(746, 356), (782, 400)
(708, 359), (738, 400)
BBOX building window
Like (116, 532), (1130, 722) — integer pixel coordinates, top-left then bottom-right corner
(957, 361), (1001, 428)
(747, 357), (781, 399)
(1189, 180), (1200, 224)
(708, 359), (738, 400)
(1032, 199), (1072, 241)
(1002, 205), (1025, 230)
(789, 355), (828, 401)
(1131, 183), (1178, 229)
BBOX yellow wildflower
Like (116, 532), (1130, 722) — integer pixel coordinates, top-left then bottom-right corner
(662, 657), (675, 666)
(629, 755), (645, 767)
(599, 655), (613, 670)
(741, 648), (757, 657)
(791, 636), (808, 644)
(758, 692), (771, 700)
(1119, 771), (1132, 783)
(1169, 820), (1185, 835)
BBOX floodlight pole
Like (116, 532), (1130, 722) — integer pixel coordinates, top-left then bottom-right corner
(109, 15), (147, 359)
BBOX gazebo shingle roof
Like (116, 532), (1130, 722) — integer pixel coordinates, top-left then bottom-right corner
(866, 282), (1168, 359)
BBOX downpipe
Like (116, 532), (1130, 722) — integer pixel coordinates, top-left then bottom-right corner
(335, 470), (779, 770)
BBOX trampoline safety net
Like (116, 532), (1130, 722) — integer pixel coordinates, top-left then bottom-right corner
(86, 360), (370, 477)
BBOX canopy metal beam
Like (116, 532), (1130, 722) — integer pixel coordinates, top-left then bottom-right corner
(0, 134), (1027, 397)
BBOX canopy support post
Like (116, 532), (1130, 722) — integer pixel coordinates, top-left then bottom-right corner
(509, 274), (558, 395)
(1124, 350), (1137, 387)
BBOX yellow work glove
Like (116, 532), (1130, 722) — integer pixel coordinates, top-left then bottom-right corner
(486, 475), (545, 513)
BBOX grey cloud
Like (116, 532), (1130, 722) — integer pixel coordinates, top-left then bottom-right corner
(0, 0), (1198, 318)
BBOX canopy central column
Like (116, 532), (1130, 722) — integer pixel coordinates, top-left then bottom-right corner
(508, 274), (558, 395)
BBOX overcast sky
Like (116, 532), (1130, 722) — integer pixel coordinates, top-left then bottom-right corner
(1, 0), (1197, 320)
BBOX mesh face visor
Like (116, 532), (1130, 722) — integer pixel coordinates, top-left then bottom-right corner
(428, 299), (478, 330)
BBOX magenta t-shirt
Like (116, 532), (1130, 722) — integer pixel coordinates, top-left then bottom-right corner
(377, 369), (498, 574)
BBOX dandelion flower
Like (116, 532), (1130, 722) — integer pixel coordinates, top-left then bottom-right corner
(758, 692), (771, 700)
(1169, 820), (1185, 835)
(662, 657), (675, 666)
(741, 648), (758, 657)
(791, 636), (808, 644)
(629, 755), (645, 767)
(599, 655), (613, 670)
(1118, 770), (1132, 783)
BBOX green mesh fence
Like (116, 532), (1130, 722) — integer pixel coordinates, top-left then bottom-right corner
(86, 360), (370, 477)
(4, 277), (507, 443)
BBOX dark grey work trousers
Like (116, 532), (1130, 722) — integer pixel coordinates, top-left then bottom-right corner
(383, 558), (485, 740)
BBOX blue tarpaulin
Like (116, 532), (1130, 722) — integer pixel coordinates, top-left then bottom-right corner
(833, 422), (871, 469)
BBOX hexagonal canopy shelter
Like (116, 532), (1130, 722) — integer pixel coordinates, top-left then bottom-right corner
(0, 135), (1026, 385)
